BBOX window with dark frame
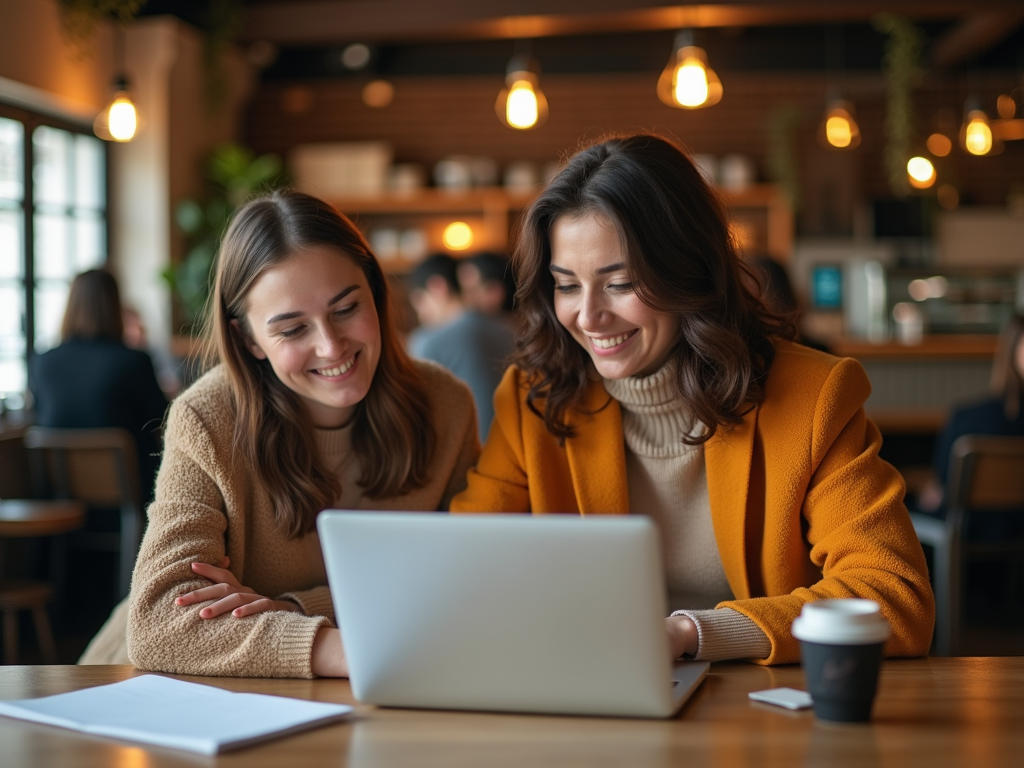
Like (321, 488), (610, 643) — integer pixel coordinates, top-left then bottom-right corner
(0, 102), (109, 407)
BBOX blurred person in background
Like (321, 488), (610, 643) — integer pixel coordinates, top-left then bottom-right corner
(918, 313), (1024, 521)
(30, 269), (169, 505)
(408, 253), (515, 441)
(457, 251), (517, 318)
(749, 255), (830, 354)
(122, 306), (182, 398)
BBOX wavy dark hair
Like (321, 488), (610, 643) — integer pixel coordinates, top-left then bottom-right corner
(202, 190), (436, 538)
(513, 133), (795, 444)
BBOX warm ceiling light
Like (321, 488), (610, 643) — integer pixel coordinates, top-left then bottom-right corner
(657, 30), (722, 110)
(907, 156), (936, 189)
(926, 133), (952, 157)
(818, 97), (861, 150)
(362, 80), (394, 108)
(495, 53), (547, 130)
(960, 104), (993, 156)
(442, 222), (473, 251)
(996, 94), (1017, 119)
(93, 77), (138, 142)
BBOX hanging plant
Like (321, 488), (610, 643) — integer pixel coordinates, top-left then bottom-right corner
(163, 143), (286, 332)
(57, 0), (147, 57)
(873, 14), (924, 197)
(766, 104), (804, 212)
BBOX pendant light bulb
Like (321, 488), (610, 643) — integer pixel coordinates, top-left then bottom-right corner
(657, 31), (722, 110)
(907, 156), (936, 189)
(496, 53), (547, 130)
(961, 109), (993, 156)
(819, 99), (861, 150)
(94, 77), (139, 142)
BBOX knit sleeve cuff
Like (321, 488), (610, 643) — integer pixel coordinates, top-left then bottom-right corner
(274, 614), (333, 679)
(277, 587), (336, 625)
(671, 607), (772, 662)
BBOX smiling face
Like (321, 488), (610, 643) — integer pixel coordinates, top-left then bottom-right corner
(238, 244), (381, 427)
(550, 212), (678, 380)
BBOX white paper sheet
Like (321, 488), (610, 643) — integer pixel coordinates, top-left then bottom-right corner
(0, 674), (353, 755)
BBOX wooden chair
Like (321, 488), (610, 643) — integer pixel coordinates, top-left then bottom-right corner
(910, 435), (1024, 656)
(23, 428), (144, 601)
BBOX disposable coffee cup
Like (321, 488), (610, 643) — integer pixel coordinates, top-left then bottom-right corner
(791, 599), (890, 722)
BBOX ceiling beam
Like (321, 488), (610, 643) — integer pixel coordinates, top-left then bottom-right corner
(240, 1), (1015, 45)
(931, 10), (1024, 68)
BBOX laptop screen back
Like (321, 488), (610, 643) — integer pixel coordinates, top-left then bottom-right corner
(318, 512), (689, 718)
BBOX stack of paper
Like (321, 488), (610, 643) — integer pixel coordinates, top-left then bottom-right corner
(0, 674), (352, 755)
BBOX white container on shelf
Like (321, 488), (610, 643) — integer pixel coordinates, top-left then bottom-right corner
(290, 142), (393, 198)
(369, 228), (399, 260)
(399, 229), (428, 261)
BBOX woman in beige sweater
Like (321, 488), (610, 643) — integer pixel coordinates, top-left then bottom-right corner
(81, 191), (479, 677)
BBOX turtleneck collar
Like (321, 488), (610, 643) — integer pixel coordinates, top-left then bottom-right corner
(602, 359), (702, 457)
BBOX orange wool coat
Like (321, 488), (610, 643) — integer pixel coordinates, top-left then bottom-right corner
(450, 340), (935, 664)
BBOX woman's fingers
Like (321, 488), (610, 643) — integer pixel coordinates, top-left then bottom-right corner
(190, 561), (239, 586)
(176, 581), (250, 606)
(198, 591), (265, 619)
(228, 598), (279, 618)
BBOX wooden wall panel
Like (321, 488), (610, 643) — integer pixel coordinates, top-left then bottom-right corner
(245, 71), (1022, 217)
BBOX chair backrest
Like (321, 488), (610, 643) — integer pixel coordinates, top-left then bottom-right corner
(0, 428), (35, 498)
(947, 435), (1024, 513)
(23, 427), (141, 511)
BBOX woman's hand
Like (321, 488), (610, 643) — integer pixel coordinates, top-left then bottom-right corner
(665, 615), (699, 660)
(175, 557), (302, 619)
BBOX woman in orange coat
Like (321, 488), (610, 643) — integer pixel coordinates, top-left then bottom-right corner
(450, 134), (933, 665)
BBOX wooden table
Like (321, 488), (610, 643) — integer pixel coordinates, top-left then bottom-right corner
(0, 500), (85, 538)
(0, 658), (1021, 767)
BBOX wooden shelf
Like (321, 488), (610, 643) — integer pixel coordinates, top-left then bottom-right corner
(831, 334), (998, 360)
(328, 183), (793, 268)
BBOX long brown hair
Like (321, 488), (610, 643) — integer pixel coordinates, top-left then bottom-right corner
(513, 133), (794, 444)
(990, 313), (1024, 420)
(61, 269), (124, 342)
(202, 190), (436, 538)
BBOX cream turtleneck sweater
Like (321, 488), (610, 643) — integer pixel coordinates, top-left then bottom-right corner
(603, 361), (771, 662)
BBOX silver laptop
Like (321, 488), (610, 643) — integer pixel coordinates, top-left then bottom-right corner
(317, 511), (708, 718)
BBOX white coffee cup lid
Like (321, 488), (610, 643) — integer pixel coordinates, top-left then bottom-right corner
(791, 599), (891, 645)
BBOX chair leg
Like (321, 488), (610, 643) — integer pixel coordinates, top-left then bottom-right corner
(931, 539), (952, 657)
(30, 605), (58, 664)
(48, 535), (69, 630)
(2, 608), (17, 665)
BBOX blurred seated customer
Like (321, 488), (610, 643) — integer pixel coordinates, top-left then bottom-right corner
(750, 255), (831, 354)
(122, 305), (182, 398)
(457, 251), (517, 318)
(919, 313), (1024, 524)
(30, 269), (169, 504)
(408, 254), (515, 441)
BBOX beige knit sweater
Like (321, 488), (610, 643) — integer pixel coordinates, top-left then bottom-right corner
(604, 362), (772, 662)
(81, 360), (479, 678)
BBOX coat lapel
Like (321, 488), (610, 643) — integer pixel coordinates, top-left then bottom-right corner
(564, 380), (630, 515)
(704, 404), (759, 600)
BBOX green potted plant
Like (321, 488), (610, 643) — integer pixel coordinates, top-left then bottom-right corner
(165, 142), (285, 333)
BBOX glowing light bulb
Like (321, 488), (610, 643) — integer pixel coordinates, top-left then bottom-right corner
(963, 111), (993, 156)
(442, 222), (473, 251)
(107, 93), (137, 141)
(506, 80), (539, 129)
(826, 115), (852, 148)
(657, 35), (722, 110)
(819, 100), (860, 150)
(907, 156), (936, 189)
(675, 57), (710, 107)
